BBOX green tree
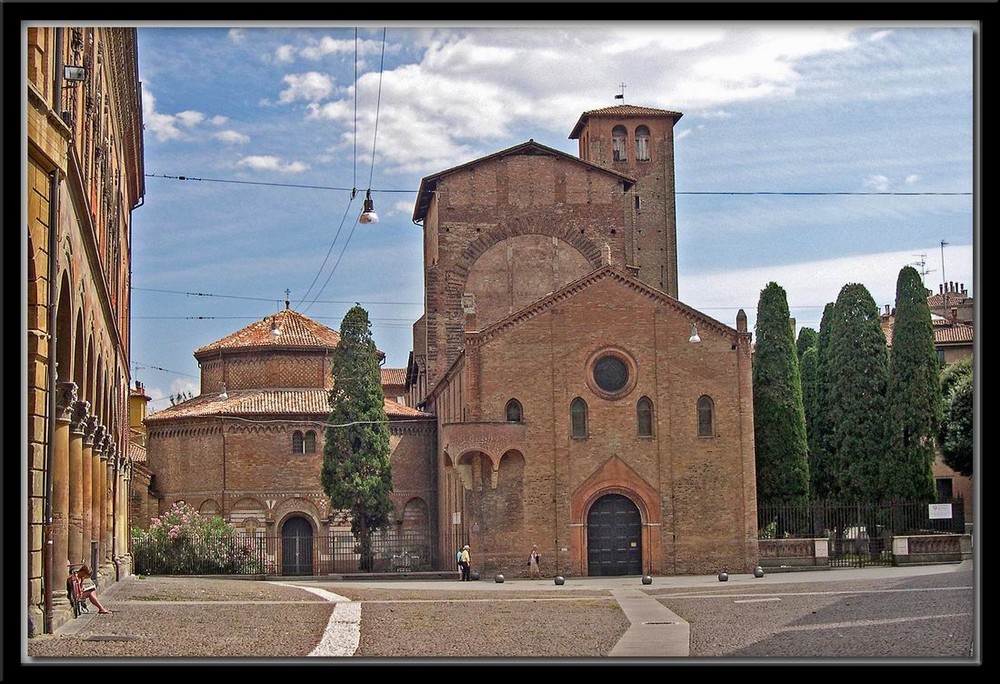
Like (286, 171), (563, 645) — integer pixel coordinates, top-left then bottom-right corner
(321, 305), (393, 571)
(752, 282), (810, 507)
(796, 326), (818, 362)
(940, 358), (973, 477)
(826, 283), (888, 502)
(883, 266), (941, 502)
(940, 356), (973, 398)
(809, 303), (837, 500)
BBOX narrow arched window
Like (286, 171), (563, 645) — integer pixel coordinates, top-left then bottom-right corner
(635, 125), (650, 162)
(304, 430), (317, 453)
(292, 430), (304, 453)
(612, 125), (628, 162)
(505, 399), (523, 423)
(637, 396), (653, 437)
(697, 395), (715, 438)
(571, 397), (588, 438)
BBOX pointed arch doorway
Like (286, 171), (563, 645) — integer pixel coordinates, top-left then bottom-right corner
(587, 493), (642, 576)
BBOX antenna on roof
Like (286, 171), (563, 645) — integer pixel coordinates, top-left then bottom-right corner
(615, 82), (627, 102)
(285, 289), (291, 310)
(909, 255), (935, 286)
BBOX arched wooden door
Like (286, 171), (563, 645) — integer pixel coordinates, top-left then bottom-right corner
(281, 516), (313, 576)
(587, 493), (642, 576)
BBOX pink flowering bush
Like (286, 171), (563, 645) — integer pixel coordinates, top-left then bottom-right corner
(131, 502), (264, 575)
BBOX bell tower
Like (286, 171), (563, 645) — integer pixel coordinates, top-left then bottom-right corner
(569, 105), (683, 298)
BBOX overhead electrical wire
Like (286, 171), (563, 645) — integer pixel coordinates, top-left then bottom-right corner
(144, 174), (972, 197)
(298, 27), (389, 316)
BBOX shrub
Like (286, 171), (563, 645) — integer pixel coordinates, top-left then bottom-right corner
(131, 502), (265, 575)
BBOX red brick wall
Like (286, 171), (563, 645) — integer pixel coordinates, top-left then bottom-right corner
(146, 415), (437, 539)
(430, 273), (757, 576)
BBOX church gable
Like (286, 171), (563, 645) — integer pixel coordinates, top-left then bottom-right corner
(471, 265), (739, 351)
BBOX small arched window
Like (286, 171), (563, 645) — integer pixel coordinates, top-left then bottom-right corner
(571, 397), (588, 438)
(637, 396), (653, 437)
(292, 430), (304, 453)
(304, 430), (317, 453)
(612, 125), (628, 162)
(505, 399), (523, 423)
(635, 125), (650, 162)
(697, 396), (715, 438)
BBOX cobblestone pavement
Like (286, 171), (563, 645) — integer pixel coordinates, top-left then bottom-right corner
(22, 561), (977, 665)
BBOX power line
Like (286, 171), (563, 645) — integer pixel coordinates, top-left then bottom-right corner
(131, 286), (421, 306)
(143, 174), (971, 196)
(143, 173), (414, 193)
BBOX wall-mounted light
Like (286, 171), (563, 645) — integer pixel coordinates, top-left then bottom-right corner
(63, 65), (87, 82)
(359, 189), (378, 224)
(688, 323), (701, 344)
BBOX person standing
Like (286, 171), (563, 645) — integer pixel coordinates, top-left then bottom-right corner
(460, 544), (472, 581)
(528, 545), (541, 578)
(456, 548), (463, 580)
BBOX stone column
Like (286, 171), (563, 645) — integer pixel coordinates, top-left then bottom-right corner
(97, 428), (112, 563)
(67, 399), (89, 567)
(52, 382), (76, 593)
(88, 418), (102, 556)
(81, 414), (97, 567)
(104, 440), (116, 565)
(92, 425), (107, 562)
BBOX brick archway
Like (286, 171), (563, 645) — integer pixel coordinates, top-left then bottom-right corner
(570, 456), (662, 575)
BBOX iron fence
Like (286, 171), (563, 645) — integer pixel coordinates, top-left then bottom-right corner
(757, 499), (966, 568)
(757, 499), (966, 540)
(132, 528), (438, 577)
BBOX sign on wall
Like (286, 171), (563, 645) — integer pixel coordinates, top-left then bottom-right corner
(928, 503), (953, 520)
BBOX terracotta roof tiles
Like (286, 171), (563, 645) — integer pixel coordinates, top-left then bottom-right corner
(381, 367), (407, 386)
(145, 388), (430, 423)
(194, 309), (340, 356)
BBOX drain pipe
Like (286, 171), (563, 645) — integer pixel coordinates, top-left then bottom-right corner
(42, 28), (65, 635)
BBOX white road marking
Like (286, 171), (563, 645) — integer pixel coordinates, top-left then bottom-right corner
(273, 583), (361, 657)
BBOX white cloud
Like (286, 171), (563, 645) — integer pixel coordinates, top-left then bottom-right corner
(905, 174), (920, 185)
(141, 84), (184, 141)
(175, 110), (206, 127)
(681, 244), (974, 335)
(864, 174), (891, 192)
(228, 28), (246, 44)
(236, 155), (309, 173)
(280, 72), (335, 103)
(215, 130), (250, 144)
(210, 115), (229, 126)
(275, 44), (296, 63)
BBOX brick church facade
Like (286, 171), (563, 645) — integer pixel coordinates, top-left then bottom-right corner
(408, 105), (758, 576)
(142, 104), (759, 577)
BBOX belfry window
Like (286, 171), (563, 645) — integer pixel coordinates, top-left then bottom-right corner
(292, 430), (304, 453)
(571, 397), (588, 438)
(304, 430), (317, 453)
(612, 125), (628, 162)
(635, 125), (650, 162)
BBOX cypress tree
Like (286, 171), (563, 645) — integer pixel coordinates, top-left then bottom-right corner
(826, 283), (888, 502)
(322, 305), (393, 571)
(809, 303), (837, 500)
(752, 282), (810, 506)
(796, 327), (818, 362)
(884, 266), (941, 502)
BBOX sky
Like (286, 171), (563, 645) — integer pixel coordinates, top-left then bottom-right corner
(127, 20), (977, 415)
